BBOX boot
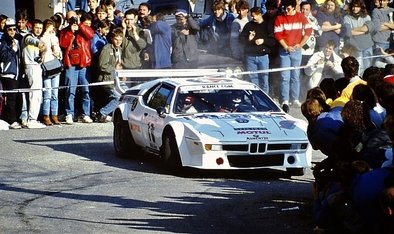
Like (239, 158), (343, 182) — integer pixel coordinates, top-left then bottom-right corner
(43, 115), (53, 126)
(51, 115), (61, 125)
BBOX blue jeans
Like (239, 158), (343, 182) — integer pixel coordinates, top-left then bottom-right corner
(355, 47), (373, 75)
(100, 87), (121, 116)
(42, 75), (60, 116)
(245, 54), (270, 94)
(65, 66), (90, 117)
(279, 48), (302, 102)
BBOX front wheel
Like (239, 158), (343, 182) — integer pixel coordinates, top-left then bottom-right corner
(113, 114), (137, 158)
(161, 129), (182, 169)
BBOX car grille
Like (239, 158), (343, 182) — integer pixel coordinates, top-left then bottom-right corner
(222, 143), (298, 153)
(228, 154), (284, 168)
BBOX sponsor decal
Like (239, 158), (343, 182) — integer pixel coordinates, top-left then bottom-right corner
(195, 113), (253, 119)
(279, 120), (296, 129)
(236, 127), (271, 135)
(235, 127), (268, 130)
(131, 123), (141, 132)
(246, 135), (269, 140)
(194, 113), (283, 120)
(148, 122), (156, 143)
(235, 117), (249, 123)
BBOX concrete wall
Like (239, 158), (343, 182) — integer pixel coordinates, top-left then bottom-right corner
(1, 0), (16, 18)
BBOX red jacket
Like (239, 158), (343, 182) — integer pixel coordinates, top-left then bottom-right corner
(59, 23), (94, 68)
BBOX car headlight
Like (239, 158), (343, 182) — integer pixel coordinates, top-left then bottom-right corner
(205, 144), (222, 151)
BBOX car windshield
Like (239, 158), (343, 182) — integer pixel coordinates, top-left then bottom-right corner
(174, 88), (281, 114)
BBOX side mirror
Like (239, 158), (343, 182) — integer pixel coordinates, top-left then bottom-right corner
(156, 107), (167, 118)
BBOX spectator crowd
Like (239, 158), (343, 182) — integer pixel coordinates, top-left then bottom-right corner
(0, 0), (394, 232)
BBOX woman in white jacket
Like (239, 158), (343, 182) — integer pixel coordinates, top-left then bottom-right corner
(304, 40), (343, 89)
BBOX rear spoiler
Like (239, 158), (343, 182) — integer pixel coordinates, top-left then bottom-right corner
(112, 68), (238, 94)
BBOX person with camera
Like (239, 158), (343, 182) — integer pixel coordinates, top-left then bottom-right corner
(171, 9), (200, 69)
(22, 19), (46, 129)
(59, 11), (94, 124)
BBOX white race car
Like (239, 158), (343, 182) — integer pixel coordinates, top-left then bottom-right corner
(112, 70), (311, 175)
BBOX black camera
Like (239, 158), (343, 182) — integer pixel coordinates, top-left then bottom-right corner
(68, 16), (78, 25)
(34, 56), (42, 63)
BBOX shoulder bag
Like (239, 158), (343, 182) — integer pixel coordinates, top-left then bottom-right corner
(41, 58), (64, 78)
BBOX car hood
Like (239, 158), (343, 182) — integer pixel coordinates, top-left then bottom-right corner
(179, 113), (307, 142)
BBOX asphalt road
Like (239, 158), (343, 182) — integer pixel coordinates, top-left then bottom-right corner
(0, 106), (323, 234)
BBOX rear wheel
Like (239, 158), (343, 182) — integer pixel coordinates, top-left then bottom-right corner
(161, 129), (182, 169)
(286, 168), (306, 177)
(113, 113), (137, 158)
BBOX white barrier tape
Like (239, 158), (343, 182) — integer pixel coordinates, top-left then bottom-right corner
(358, 52), (394, 60)
(0, 81), (114, 94)
(1, 51), (394, 94)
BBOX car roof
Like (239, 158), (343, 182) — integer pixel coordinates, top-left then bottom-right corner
(128, 77), (258, 95)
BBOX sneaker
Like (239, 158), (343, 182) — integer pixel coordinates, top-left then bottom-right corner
(21, 119), (28, 128)
(98, 115), (112, 123)
(282, 101), (290, 113)
(282, 104), (289, 113)
(65, 114), (74, 125)
(82, 115), (93, 123)
(9, 122), (22, 129)
(27, 120), (46, 129)
(292, 100), (301, 107)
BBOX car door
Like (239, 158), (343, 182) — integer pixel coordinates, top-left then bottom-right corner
(141, 83), (175, 151)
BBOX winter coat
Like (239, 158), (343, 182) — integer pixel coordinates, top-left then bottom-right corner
(171, 17), (200, 66)
(0, 35), (20, 79)
(59, 23), (94, 68)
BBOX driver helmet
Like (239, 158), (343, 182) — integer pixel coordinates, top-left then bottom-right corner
(184, 96), (193, 106)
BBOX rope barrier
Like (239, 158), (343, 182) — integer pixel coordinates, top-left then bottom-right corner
(0, 52), (393, 94)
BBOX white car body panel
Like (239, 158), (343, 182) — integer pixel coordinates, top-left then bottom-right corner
(114, 69), (311, 170)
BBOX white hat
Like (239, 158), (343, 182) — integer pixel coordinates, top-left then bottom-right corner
(4, 18), (16, 28)
(175, 9), (188, 17)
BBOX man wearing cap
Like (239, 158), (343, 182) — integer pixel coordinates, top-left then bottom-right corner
(171, 9), (200, 69)
(0, 18), (22, 129)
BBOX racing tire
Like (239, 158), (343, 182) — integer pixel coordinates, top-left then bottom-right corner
(113, 114), (137, 158)
(161, 129), (182, 169)
(286, 168), (306, 177)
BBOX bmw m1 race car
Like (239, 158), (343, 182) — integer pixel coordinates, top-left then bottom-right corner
(112, 69), (311, 175)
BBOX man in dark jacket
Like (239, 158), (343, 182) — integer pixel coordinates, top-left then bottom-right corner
(240, 6), (276, 94)
(171, 9), (200, 69)
(0, 18), (22, 129)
